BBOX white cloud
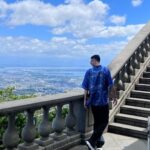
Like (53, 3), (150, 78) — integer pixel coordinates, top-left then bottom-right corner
(0, 35), (127, 57)
(131, 0), (143, 7)
(110, 15), (126, 25)
(0, 0), (143, 39)
(0, 0), (146, 59)
(0, 0), (109, 27)
(52, 24), (144, 38)
(65, 0), (83, 4)
(0, 0), (9, 19)
(97, 24), (144, 38)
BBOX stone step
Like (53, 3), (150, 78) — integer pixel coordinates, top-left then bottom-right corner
(139, 77), (150, 84)
(120, 105), (150, 117)
(143, 71), (150, 78)
(146, 66), (150, 72)
(107, 63), (150, 141)
(130, 90), (150, 99)
(108, 122), (147, 139)
(135, 83), (150, 92)
(126, 97), (150, 108)
(114, 113), (147, 128)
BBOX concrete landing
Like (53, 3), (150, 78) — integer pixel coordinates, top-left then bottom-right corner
(69, 133), (147, 150)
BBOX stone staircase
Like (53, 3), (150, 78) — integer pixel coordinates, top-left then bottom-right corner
(69, 22), (150, 150)
(108, 65), (150, 139)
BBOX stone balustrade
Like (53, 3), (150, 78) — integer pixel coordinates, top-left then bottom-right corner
(0, 91), (87, 149)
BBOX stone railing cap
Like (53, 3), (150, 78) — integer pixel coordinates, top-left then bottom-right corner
(0, 89), (84, 114)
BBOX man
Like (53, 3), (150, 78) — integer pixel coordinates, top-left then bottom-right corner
(81, 54), (117, 150)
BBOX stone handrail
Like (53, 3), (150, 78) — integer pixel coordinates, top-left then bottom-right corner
(0, 91), (83, 114)
(0, 21), (150, 149)
(108, 21), (150, 78)
(107, 21), (150, 112)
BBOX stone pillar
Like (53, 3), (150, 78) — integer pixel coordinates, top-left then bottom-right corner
(73, 99), (93, 141)
(2, 113), (19, 149)
(138, 46), (144, 63)
(146, 36), (150, 51)
(129, 57), (135, 75)
(123, 63), (130, 83)
(18, 109), (40, 150)
(65, 102), (76, 135)
(117, 70), (124, 91)
(134, 51), (140, 69)
(35, 106), (53, 147)
(51, 104), (67, 140)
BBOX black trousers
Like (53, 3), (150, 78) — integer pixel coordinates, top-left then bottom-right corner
(89, 104), (109, 146)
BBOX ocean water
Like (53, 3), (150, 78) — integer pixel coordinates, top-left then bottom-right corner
(0, 67), (87, 96)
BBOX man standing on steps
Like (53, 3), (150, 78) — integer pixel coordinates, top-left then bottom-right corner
(81, 54), (117, 150)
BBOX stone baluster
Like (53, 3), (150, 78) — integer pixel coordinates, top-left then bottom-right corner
(122, 63), (130, 83)
(113, 75), (119, 99)
(126, 61), (132, 82)
(137, 46), (144, 63)
(2, 113), (19, 149)
(133, 51), (140, 69)
(18, 109), (39, 149)
(129, 57), (135, 75)
(113, 70), (124, 99)
(113, 74), (119, 91)
(35, 106), (53, 147)
(144, 38), (149, 52)
(117, 70), (124, 91)
(141, 42), (148, 58)
(146, 36), (150, 50)
(51, 104), (67, 140)
(65, 102), (76, 135)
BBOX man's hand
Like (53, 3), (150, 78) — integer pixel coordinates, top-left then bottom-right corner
(84, 99), (88, 109)
(83, 90), (88, 109)
(108, 85), (117, 106)
(112, 98), (117, 106)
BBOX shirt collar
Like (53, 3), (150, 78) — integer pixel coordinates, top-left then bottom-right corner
(93, 64), (101, 68)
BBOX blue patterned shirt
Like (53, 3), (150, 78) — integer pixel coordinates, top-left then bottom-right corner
(81, 65), (113, 106)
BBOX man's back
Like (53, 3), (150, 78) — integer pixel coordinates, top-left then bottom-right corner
(82, 65), (113, 106)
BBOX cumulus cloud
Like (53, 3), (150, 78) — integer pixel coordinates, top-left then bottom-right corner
(110, 15), (126, 25)
(65, 0), (83, 4)
(0, 0), (109, 27)
(52, 23), (144, 38)
(0, 0), (146, 59)
(0, 36), (127, 57)
(131, 0), (143, 7)
(0, 0), (8, 19)
(0, 0), (144, 39)
(97, 24), (144, 38)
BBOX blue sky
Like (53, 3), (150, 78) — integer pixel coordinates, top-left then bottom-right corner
(0, 0), (149, 67)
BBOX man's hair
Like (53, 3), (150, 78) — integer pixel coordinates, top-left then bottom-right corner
(91, 54), (100, 62)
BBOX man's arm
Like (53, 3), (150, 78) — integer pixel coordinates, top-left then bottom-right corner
(81, 70), (90, 109)
(83, 90), (88, 109)
(106, 67), (117, 105)
(108, 85), (117, 105)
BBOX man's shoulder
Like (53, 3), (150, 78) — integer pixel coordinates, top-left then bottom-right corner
(101, 66), (109, 72)
(84, 68), (92, 76)
(86, 68), (92, 73)
(86, 66), (110, 72)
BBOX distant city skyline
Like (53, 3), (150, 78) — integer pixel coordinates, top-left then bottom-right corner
(0, 0), (149, 67)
